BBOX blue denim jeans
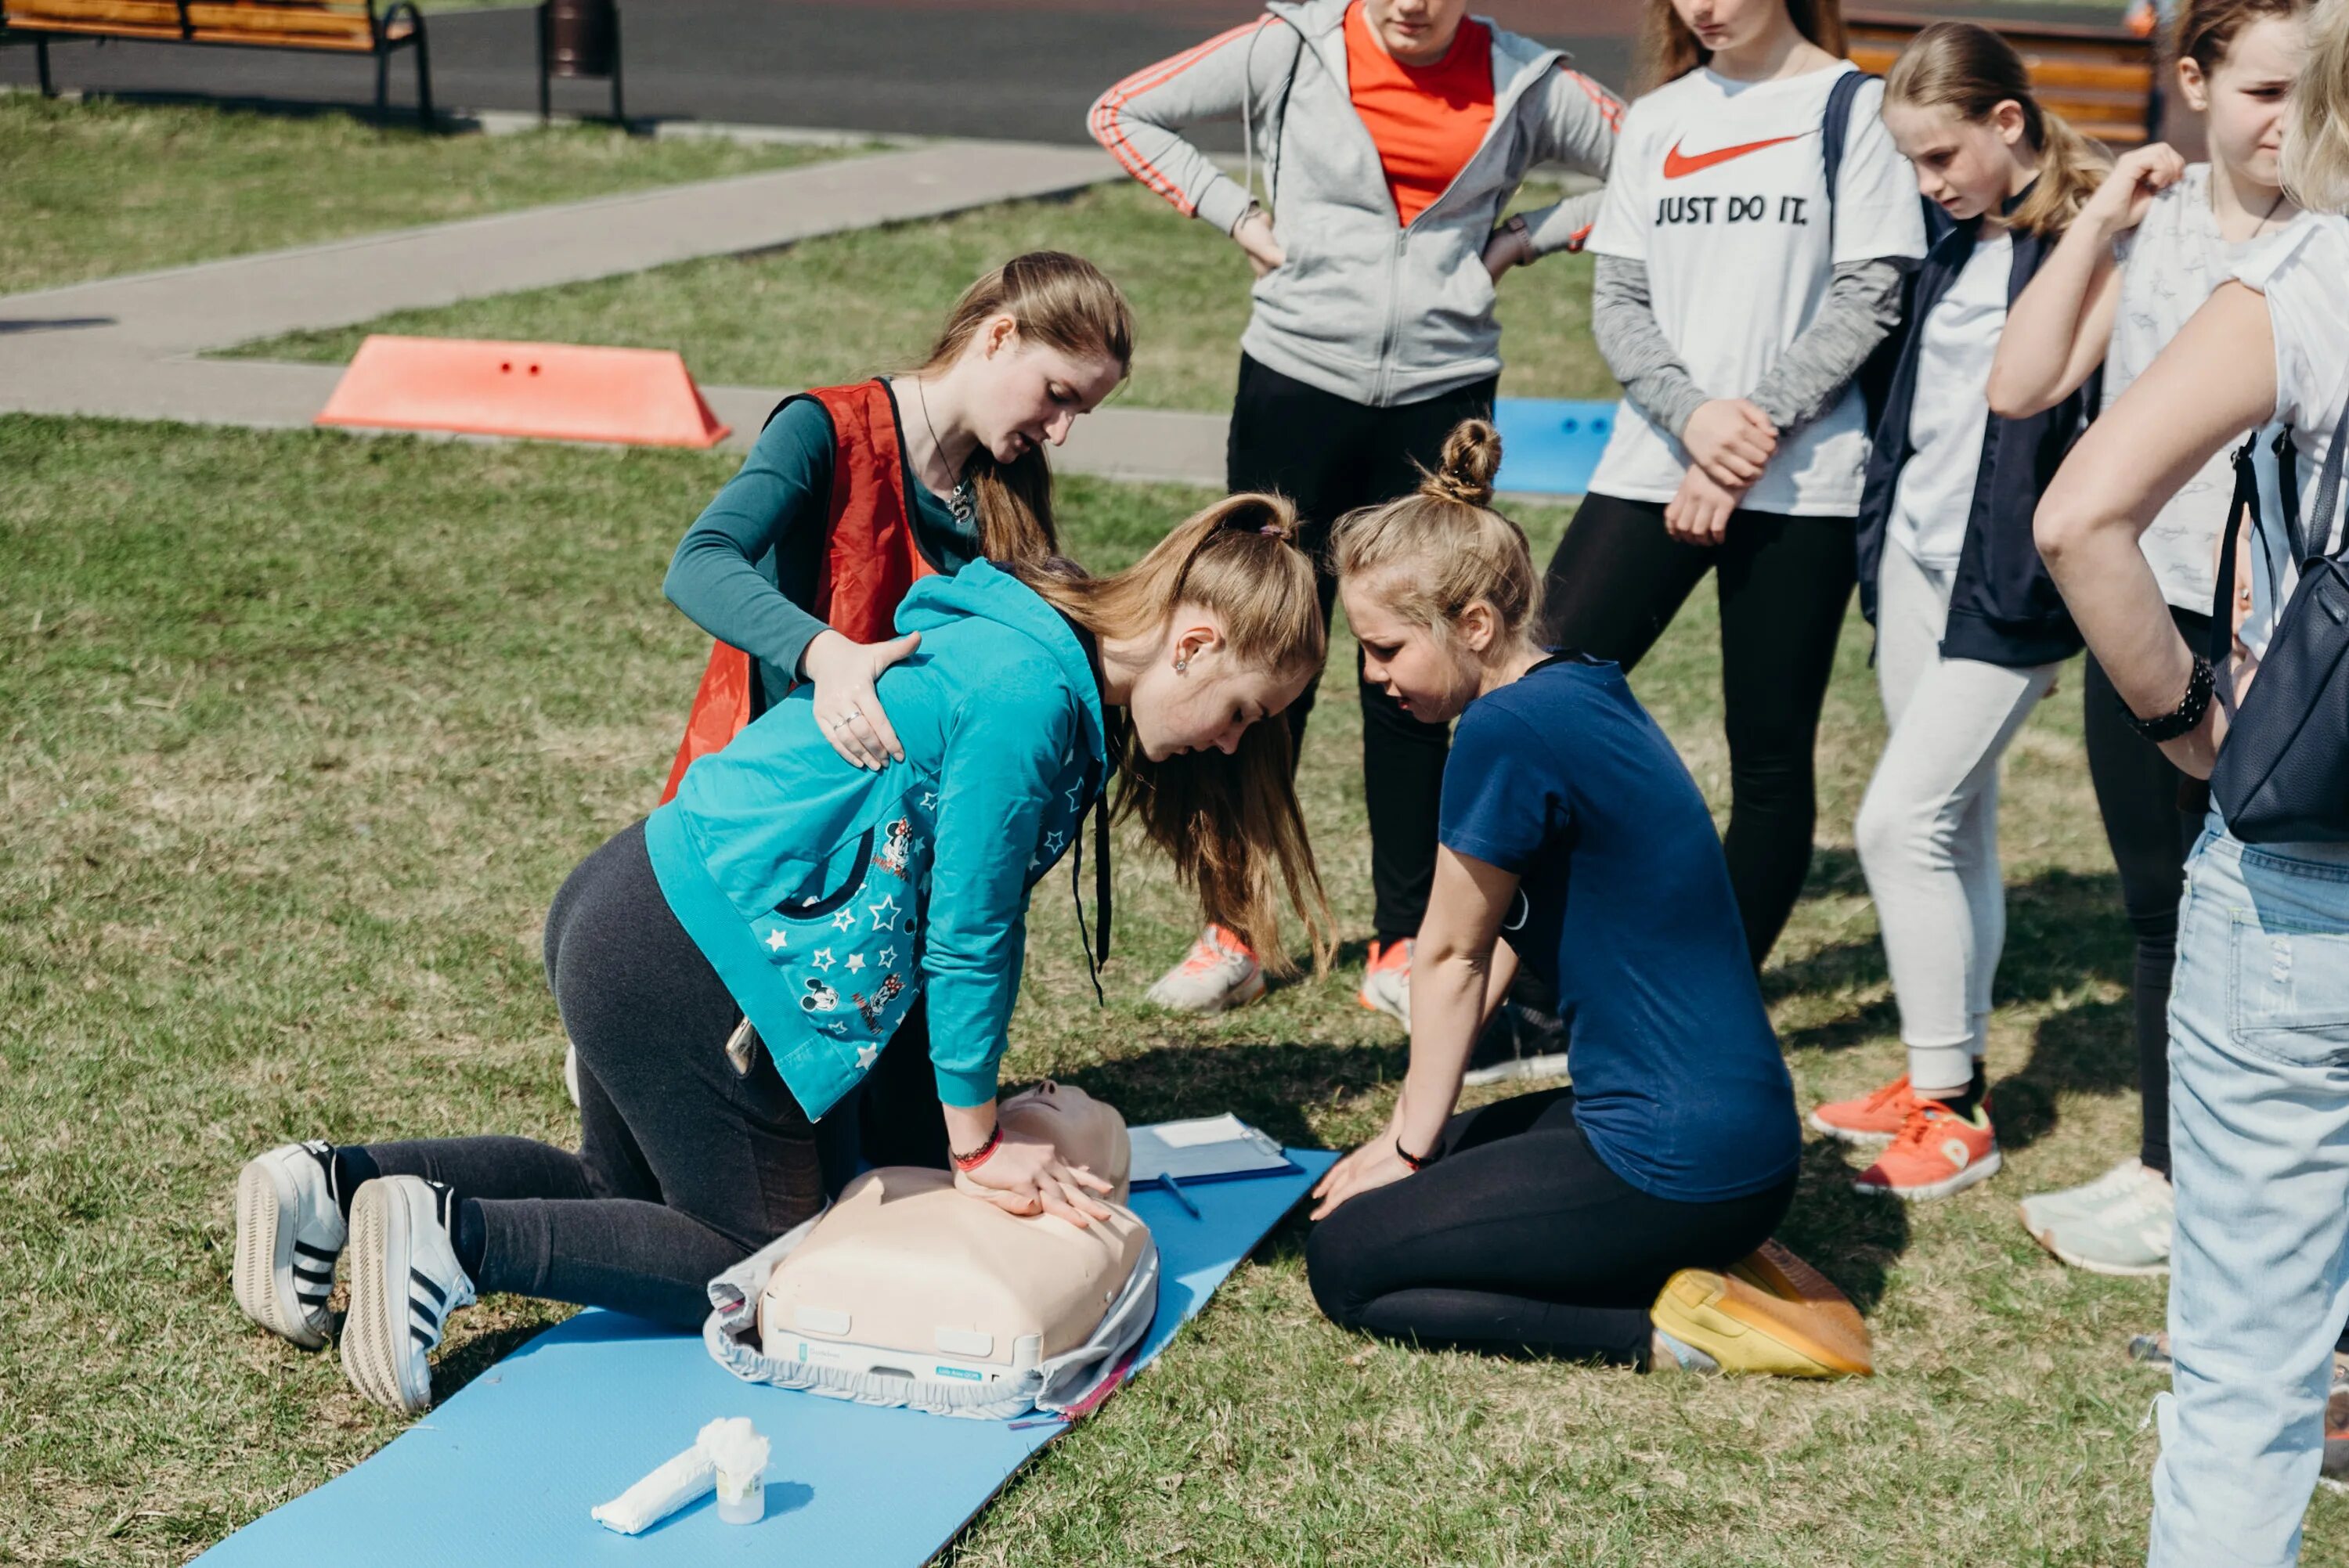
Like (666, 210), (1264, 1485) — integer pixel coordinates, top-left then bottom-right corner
(2152, 820), (2349, 1566)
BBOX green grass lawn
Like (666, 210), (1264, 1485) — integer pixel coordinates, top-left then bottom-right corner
(0, 96), (862, 295)
(224, 180), (1620, 409)
(7, 413), (2339, 1566)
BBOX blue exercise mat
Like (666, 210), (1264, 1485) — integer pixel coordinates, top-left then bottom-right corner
(196, 1148), (1335, 1568)
(1493, 398), (1618, 497)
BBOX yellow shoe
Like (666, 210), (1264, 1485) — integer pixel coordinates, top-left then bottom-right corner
(1651, 1240), (1874, 1378)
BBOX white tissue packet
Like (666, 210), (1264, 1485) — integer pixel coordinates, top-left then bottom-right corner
(590, 1444), (714, 1536)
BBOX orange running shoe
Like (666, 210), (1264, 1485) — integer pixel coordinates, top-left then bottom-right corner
(1142, 924), (1265, 1015)
(1809, 1072), (1918, 1146)
(1855, 1098), (2001, 1200)
(1651, 1240), (1874, 1377)
(1358, 938), (1413, 1026)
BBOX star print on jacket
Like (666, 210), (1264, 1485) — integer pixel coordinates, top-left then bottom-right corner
(867, 894), (900, 931)
(856, 1044), (879, 1069)
(832, 907), (858, 933)
(813, 947), (835, 970)
(846, 953), (866, 974)
(764, 928), (788, 952)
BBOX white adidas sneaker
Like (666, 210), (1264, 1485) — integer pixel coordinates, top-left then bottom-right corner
(341, 1176), (475, 1415)
(233, 1140), (348, 1351)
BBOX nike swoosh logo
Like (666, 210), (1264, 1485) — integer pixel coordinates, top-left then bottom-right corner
(1662, 134), (1802, 178)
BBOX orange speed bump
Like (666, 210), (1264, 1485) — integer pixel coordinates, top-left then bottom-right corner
(316, 335), (731, 448)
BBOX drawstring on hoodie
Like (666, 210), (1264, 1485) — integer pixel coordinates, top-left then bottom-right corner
(1068, 705), (1123, 1006)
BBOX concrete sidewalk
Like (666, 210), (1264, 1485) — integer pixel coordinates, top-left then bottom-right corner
(0, 133), (1231, 485)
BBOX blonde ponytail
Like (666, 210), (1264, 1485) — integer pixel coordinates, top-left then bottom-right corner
(1013, 494), (1333, 975)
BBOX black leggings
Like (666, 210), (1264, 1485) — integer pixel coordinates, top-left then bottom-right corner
(1540, 493), (1856, 965)
(359, 820), (939, 1331)
(1227, 353), (1498, 946)
(1306, 1087), (1795, 1365)
(2080, 606), (2210, 1178)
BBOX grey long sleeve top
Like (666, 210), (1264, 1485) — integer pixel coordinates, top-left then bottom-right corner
(1591, 254), (1907, 439)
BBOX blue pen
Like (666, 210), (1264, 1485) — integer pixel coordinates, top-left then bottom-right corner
(1154, 1172), (1202, 1218)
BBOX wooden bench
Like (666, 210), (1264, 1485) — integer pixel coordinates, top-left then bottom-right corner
(1847, 10), (2158, 147)
(5, 0), (432, 124)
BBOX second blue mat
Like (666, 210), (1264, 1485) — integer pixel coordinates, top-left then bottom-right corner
(1494, 397), (1619, 496)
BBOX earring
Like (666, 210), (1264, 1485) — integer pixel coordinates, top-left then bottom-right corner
(1174, 658), (1190, 675)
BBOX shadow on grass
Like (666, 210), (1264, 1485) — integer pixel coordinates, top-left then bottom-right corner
(1777, 1140), (1911, 1314)
(1062, 1036), (1409, 1152)
(431, 1313), (569, 1404)
(1769, 863), (2133, 1058)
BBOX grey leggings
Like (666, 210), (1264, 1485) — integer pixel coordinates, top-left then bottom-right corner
(359, 820), (829, 1330)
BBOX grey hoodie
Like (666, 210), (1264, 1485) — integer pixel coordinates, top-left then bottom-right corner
(1088, 0), (1621, 408)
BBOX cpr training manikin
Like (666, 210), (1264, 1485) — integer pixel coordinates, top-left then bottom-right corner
(702, 1082), (1160, 1420)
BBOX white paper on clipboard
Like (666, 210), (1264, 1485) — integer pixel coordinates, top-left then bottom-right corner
(1128, 1115), (1296, 1183)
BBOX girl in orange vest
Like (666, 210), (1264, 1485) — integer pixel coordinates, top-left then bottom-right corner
(657, 251), (1134, 1177)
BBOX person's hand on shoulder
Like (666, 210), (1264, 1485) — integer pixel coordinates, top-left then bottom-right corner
(1233, 206), (1287, 278)
(799, 629), (921, 770)
(1665, 463), (1744, 546)
(2084, 142), (2188, 240)
(1681, 398), (1777, 488)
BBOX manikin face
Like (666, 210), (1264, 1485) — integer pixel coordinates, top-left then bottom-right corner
(1341, 576), (1491, 727)
(1122, 615), (1311, 763)
(1885, 98), (2031, 220)
(2181, 15), (2304, 193)
(1669, 0), (1782, 59)
(960, 317), (1124, 465)
(1362, 0), (1472, 64)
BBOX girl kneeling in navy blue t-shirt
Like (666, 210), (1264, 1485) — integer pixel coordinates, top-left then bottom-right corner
(1307, 420), (1869, 1377)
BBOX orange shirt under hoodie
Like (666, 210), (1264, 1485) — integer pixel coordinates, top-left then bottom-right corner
(1343, 0), (1495, 226)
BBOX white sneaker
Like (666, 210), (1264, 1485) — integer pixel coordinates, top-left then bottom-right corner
(2019, 1159), (2173, 1276)
(341, 1176), (475, 1414)
(1143, 925), (1266, 1015)
(1357, 938), (1412, 1028)
(233, 1140), (347, 1351)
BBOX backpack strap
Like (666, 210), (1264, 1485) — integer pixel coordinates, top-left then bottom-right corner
(1821, 69), (1876, 247)
(2210, 433), (2263, 669)
(2309, 398), (2349, 563)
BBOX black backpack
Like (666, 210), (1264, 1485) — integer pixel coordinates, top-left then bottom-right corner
(2208, 402), (2349, 842)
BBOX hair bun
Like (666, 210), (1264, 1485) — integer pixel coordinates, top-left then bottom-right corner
(1224, 491), (1300, 542)
(1422, 419), (1502, 507)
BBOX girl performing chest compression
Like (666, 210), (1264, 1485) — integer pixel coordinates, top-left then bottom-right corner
(230, 496), (1334, 1415)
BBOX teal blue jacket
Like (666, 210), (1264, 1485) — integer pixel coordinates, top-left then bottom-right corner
(645, 561), (1108, 1120)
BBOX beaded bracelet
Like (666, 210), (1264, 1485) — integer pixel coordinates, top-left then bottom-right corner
(950, 1124), (1003, 1173)
(2123, 654), (2214, 744)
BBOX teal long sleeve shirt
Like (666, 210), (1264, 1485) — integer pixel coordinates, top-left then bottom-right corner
(662, 390), (982, 710)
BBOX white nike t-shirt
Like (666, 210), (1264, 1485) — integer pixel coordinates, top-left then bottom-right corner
(1587, 64), (1929, 516)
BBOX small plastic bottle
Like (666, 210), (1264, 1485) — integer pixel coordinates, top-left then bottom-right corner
(714, 1465), (764, 1526)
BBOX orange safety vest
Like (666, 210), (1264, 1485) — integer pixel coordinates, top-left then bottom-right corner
(658, 379), (940, 803)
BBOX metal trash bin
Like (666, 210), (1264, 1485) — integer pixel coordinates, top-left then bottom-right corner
(538, 0), (623, 123)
